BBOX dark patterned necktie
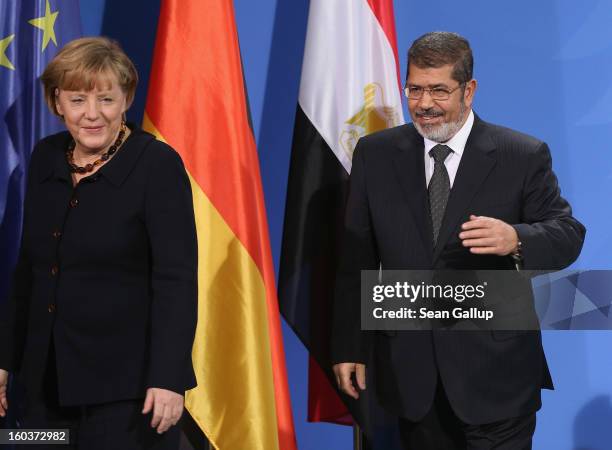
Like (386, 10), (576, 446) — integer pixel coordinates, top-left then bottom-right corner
(428, 144), (453, 245)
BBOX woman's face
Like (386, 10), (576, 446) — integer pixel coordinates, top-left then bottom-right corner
(55, 74), (128, 154)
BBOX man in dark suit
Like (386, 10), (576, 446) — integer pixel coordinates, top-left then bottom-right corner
(331, 32), (585, 449)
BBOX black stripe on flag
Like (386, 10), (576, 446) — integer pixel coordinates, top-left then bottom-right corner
(279, 105), (403, 449)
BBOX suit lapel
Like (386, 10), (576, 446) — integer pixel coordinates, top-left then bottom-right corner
(391, 125), (434, 261)
(432, 117), (497, 263)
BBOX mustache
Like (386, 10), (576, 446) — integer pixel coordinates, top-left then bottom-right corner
(415, 109), (444, 118)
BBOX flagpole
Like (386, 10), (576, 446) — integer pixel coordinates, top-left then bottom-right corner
(354, 424), (374, 450)
(353, 424), (363, 450)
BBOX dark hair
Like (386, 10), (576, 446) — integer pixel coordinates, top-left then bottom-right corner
(406, 31), (473, 83)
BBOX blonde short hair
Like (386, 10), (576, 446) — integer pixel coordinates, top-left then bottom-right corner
(41, 37), (138, 117)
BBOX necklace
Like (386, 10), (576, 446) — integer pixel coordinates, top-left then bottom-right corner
(66, 122), (127, 174)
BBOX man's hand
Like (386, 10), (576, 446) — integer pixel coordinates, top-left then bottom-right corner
(333, 363), (366, 400)
(460, 215), (519, 256)
(0, 369), (8, 417)
(142, 387), (184, 434)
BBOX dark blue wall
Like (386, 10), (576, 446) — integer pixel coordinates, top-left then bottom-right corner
(80, 1), (612, 448)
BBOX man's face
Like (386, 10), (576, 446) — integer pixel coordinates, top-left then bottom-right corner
(406, 63), (476, 143)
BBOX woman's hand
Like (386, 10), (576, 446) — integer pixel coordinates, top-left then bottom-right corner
(0, 369), (9, 417)
(141, 387), (184, 434)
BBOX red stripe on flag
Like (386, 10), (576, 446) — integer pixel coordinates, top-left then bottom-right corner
(366, 0), (403, 89)
(308, 357), (353, 424)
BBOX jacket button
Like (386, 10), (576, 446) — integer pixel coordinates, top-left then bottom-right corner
(51, 265), (59, 276)
(70, 198), (79, 208)
(52, 230), (62, 239)
(48, 304), (56, 313)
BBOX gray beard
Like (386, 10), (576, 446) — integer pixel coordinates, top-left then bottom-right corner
(413, 102), (466, 143)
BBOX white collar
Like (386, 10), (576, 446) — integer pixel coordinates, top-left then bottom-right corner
(423, 109), (475, 157)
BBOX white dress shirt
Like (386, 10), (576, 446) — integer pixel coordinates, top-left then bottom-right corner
(424, 109), (475, 188)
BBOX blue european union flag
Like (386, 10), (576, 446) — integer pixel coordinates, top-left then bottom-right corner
(0, 0), (81, 301)
(0, 1), (80, 433)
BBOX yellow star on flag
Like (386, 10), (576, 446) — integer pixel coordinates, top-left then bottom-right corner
(28, 0), (59, 52)
(0, 34), (16, 70)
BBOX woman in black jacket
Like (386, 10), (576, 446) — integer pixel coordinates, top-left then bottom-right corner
(0, 37), (197, 449)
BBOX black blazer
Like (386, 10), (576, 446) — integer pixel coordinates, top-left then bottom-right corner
(0, 126), (198, 406)
(331, 115), (585, 424)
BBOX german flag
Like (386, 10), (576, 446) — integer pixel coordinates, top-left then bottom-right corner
(143, 1), (297, 449)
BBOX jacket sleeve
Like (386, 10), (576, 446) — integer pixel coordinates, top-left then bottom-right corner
(0, 146), (39, 373)
(331, 141), (379, 365)
(512, 142), (586, 270)
(144, 144), (198, 394)
(0, 239), (32, 373)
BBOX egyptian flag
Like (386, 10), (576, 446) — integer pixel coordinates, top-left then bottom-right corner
(143, 1), (297, 449)
(278, 0), (405, 445)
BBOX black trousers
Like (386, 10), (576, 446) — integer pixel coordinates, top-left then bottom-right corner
(399, 380), (536, 450)
(19, 399), (181, 450)
(17, 340), (180, 450)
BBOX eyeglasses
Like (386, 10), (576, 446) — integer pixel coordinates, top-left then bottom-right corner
(404, 83), (464, 101)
